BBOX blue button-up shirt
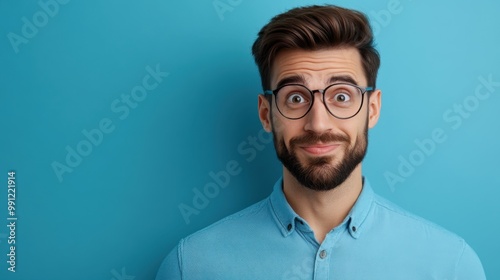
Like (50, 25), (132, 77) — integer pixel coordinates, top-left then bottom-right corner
(156, 178), (485, 279)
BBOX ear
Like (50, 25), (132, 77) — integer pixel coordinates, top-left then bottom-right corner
(258, 94), (273, 132)
(367, 89), (382, 129)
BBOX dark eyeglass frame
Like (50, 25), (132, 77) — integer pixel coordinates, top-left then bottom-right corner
(264, 83), (374, 120)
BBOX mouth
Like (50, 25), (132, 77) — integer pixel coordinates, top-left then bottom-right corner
(299, 143), (340, 155)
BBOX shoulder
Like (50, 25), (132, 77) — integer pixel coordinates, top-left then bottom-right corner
(156, 198), (274, 279)
(371, 193), (460, 238)
(369, 194), (485, 279)
(172, 198), (280, 276)
(184, 197), (273, 245)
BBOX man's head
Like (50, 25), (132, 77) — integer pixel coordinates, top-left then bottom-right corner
(252, 5), (382, 191)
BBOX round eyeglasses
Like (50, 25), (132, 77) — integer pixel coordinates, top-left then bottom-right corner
(264, 83), (373, 120)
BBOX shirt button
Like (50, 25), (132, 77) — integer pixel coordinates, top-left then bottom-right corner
(319, 250), (327, 259)
(287, 224), (292, 231)
(352, 226), (357, 232)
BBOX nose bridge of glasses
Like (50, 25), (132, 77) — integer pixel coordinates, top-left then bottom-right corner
(310, 88), (325, 103)
(308, 89), (331, 116)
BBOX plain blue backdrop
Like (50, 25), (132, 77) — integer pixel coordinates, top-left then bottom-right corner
(1, 0), (499, 279)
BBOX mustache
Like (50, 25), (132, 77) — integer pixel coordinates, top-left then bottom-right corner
(289, 132), (350, 147)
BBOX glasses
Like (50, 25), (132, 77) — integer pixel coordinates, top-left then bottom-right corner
(264, 83), (373, 120)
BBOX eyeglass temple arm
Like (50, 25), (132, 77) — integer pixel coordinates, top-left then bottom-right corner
(364, 86), (374, 92)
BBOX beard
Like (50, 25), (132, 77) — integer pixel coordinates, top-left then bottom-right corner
(273, 121), (368, 191)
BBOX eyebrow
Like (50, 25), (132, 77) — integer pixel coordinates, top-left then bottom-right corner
(275, 74), (359, 90)
(275, 75), (306, 89)
(328, 75), (358, 86)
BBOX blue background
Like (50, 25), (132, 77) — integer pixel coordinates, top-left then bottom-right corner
(1, 0), (499, 279)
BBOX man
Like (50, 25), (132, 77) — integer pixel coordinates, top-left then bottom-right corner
(156, 5), (485, 279)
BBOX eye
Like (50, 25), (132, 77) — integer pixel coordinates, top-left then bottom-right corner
(334, 93), (351, 103)
(287, 93), (307, 104)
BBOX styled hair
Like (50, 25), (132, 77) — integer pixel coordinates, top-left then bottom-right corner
(252, 5), (380, 91)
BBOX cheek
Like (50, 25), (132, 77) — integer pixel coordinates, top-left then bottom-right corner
(354, 119), (369, 145)
(272, 118), (301, 147)
(353, 108), (369, 130)
(339, 119), (365, 145)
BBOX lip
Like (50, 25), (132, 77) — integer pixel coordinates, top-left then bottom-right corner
(300, 143), (340, 155)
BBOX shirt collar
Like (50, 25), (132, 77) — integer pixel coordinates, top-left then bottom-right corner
(346, 177), (374, 239)
(269, 177), (375, 239)
(269, 178), (301, 237)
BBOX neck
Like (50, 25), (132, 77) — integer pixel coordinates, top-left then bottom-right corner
(282, 165), (363, 244)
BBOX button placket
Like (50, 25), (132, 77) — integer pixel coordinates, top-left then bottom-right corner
(314, 247), (330, 279)
(312, 229), (339, 278)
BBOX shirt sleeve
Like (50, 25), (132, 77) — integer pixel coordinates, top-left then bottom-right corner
(455, 242), (486, 280)
(155, 241), (182, 280)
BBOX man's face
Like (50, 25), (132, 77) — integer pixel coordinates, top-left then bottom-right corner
(259, 48), (381, 191)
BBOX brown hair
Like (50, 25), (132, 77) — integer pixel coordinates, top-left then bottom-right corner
(252, 5), (380, 91)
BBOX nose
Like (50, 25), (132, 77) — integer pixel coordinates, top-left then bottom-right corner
(303, 91), (335, 134)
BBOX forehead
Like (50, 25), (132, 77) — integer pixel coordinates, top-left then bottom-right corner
(270, 47), (366, 88)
